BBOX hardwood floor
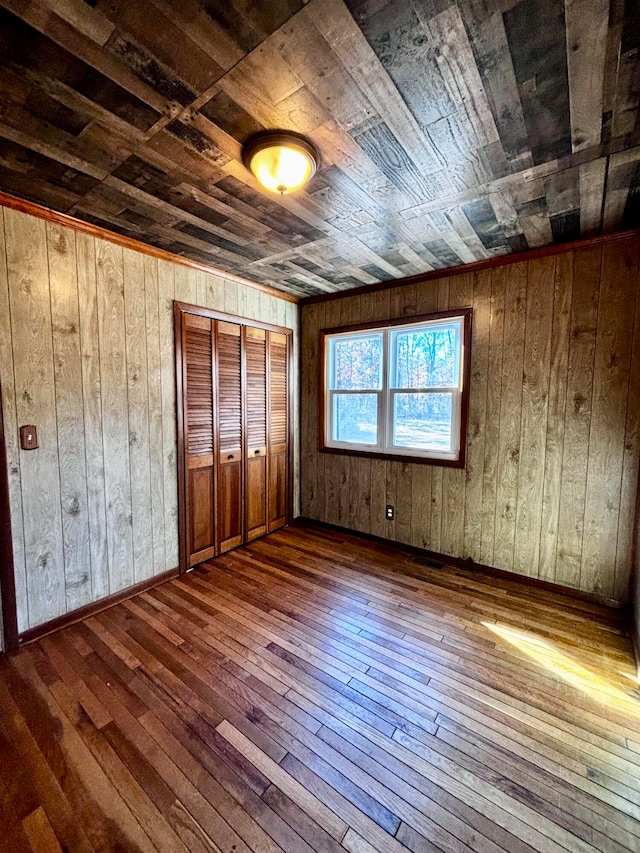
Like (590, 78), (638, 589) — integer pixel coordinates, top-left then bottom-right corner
(1, 522), (640, 853)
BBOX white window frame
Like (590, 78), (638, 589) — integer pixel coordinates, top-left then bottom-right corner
(322, 311), (471, 465)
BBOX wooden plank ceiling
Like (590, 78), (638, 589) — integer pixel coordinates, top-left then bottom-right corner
(0, 0), (638, 297)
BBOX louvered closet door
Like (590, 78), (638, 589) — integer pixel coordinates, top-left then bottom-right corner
(215, 321), (243, 553)
(183, 313), (216, 566)
(244, 326), (268, 541)
(268, 331), (289, 532)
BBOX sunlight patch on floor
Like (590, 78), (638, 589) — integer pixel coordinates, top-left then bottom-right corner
(482, 621), (640, 716)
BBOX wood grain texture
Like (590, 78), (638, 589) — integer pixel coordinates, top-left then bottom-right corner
(301, 236), (640, 602)
(0, 0), (637, 298)
(123, 247), (154, 583)
(96, 237), (134, 595)
(0, 207), (27, 642)
(1, 205), (298, 633)
(0, 523), (639, 853)
(4, 207), (65, 628)
(76, 231), (110, 602)
(582, 239), (639, 599)
(513, 256), (555, 578)
(47, 222), (92, 611)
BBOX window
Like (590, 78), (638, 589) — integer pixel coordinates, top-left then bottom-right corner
(321, 310), (471, 466)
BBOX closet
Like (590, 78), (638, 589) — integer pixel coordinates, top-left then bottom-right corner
(175, 304), (292, 570)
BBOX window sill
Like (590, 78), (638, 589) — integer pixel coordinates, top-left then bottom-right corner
(318, 445), (466, 469)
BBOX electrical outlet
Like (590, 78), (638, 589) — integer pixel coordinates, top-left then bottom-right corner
(385, 505), (394, 520)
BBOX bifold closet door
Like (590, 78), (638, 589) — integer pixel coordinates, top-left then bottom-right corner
(178, 306), (291, 569)
(182, 313), (215, 567)
(215, 321), (243, 553)
(268, 331), (288, 532)
(244, 326), (268, 541)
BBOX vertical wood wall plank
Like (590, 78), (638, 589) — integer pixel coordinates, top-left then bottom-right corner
(489, 258), (526, 572)
(174, 265), (197, 305)
(96, 239), (134, 594)
(442, 272), (473, 557)
(582, 241), (638, 597)
(243, 286), (261, 324)
(204, 272), (225, 311)
(538, 252), (573, 581)
(615, 245), (640, 600)
(514, 256), (555, 577)
(410, 464), (432, 549)
(300, 304), (325, 518)
(5, 208), (65, 627)
(276, 297), (288, 330)
(385, 461), (397, 541)
(76, 233), (109, 601)
(225, 280), (240, 317)
(47, 222), (92, 611)
(0, 208), (28, 632)
(323, 299), (342, 527)
(462, 270), (490, 561)
(123, 248), (153, 583)
(158, 259), (178, 571)
(300, 302), (317, 518)
(555, 246), (601, 588)
(480, 266), (505, 566)
(144, 255), (166, 576)
(395, 461), (413, 544)
(286, 301), (300, 518)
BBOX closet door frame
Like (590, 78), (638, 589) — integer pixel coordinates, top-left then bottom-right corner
(174, 301), (294, 575)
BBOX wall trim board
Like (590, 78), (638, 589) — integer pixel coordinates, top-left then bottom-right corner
(17, 567), (179, 647)
(300, 227), (640, 306)
(295, 517), (624, 610)
(0, 379), (19, 652)
(0, 191), (299, 305)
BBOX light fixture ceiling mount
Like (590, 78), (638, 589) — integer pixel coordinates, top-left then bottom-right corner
(242, 130), (318, 196)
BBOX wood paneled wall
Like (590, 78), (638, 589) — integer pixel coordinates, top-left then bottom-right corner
(0, 206), (299, 634)
(301, 236), (640, 603)
(632, 466), (640, 653)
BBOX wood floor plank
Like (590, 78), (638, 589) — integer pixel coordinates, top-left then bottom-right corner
(1, 524), (639, 853)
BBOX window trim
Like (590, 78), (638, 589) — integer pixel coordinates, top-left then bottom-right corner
(318, 309), (472, 468)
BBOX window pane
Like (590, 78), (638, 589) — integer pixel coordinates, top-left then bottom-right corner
(333, 393), (378, 444)
(393, 393), (452, 451)
(330, 334), (382, 390)
(393, 325), (459, 388)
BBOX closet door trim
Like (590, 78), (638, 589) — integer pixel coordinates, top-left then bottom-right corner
(174, 301), (294, 574)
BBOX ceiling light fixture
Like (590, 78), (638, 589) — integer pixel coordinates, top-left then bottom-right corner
(242, 130), (318, 195)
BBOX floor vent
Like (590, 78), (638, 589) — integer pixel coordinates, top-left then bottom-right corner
(411, 555), (445, 569)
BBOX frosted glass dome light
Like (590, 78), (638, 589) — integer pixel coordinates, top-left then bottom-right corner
(242, 131), (318, 195)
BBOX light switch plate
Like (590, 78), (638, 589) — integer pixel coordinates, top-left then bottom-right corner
(19, 425), (38, 450)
